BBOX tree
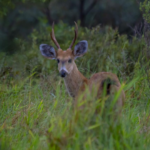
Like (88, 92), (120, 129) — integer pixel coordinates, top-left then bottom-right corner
(79, 0), (98, 26)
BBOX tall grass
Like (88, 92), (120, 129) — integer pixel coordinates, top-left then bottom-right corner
(0, 23), (150, 149)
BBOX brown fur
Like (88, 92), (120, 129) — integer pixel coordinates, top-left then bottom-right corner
(57, 49), (75, 74)
(56, 49), (125, 109)
(40, 42), (125, 111)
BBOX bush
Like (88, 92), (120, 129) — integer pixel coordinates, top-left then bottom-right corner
(0, 23), (150, 150)
(0, 22), (147, 80)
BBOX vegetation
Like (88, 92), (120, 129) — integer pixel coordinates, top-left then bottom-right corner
(0, 0), (142, 54)
(0, 21), (150, 149)
(140, 0), (150, 23)
(0, 0), (150, 149)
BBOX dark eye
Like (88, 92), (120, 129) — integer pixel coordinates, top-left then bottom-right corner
(68, 59), (72, 63)
(57, 59), (60, 63)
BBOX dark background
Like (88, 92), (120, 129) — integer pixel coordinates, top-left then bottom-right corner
(0, 0), (143, 54)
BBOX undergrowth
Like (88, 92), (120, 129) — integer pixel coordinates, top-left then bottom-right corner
(0, 23), (150, 150)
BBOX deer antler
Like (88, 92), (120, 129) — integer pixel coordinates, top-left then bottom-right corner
(69, 22), (78, 49)
(50, 22), (60, 49)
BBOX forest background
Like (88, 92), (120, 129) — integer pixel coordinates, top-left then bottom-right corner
(0, 0), (150, 149)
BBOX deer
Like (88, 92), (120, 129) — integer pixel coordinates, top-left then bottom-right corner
(39, 22), (125, 111)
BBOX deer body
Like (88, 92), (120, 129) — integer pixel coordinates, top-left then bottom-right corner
(39, 22), (125, 109)
(64, 66), (124, 107)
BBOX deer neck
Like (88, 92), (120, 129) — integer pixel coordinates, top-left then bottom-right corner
(63, 63), (87, 98)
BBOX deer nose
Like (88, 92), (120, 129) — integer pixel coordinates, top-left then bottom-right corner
(60, 70), (67, 78)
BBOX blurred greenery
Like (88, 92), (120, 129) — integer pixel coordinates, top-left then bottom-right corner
(0, 22), (147, 79)
(140, 0), (150, 23)
(0, 0), (150, 149)
(0, 23), (150, 149)
(0, 0), (143, 54)
(0, 0), (50, 18)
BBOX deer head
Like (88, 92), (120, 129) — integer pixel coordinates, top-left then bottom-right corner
(39, 22), (88, 78)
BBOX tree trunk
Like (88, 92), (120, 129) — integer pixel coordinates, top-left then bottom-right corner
(80, 0), (85, 26)
(79, 0), (98, 27)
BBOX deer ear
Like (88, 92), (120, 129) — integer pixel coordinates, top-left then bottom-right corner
(74, 40), (88, 58)
(39, 44), (57, 59)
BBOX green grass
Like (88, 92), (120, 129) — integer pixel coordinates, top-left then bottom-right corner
(0, 24), (150, 149)
(0, 62), (150, 150)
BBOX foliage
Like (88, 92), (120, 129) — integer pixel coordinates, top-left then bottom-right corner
(0, 0), (49, 18)
(18, 22), (147, 77)
(0, 0), (51, 53)
(0, 0), (142, 54)
(50, 0), (140, 32)
(140, 0), (150, 23)
(0, 24), (150, 149)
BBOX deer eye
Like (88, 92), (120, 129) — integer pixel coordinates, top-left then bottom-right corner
(57, 59), (60, 63)
(68, 59), (72, 63)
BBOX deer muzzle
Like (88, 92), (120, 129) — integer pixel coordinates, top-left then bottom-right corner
(60, 70), (67, 78)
